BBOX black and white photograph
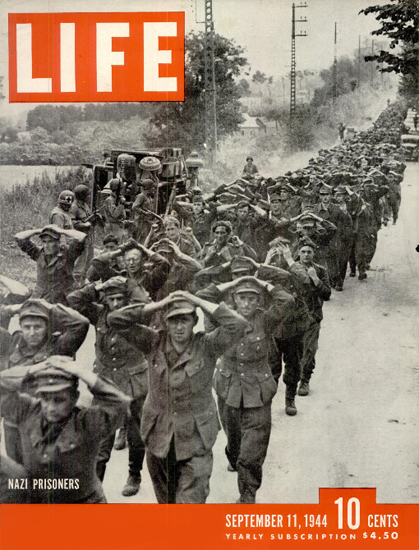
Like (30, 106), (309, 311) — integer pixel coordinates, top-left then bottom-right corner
(0, 0), (418, 538)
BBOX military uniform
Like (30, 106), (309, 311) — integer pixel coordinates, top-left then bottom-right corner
(298, 262), (331, 389)
(70, 199), (94, 287)
(0, 361), (129, 503)
(108, 301), (248, 503)
(214, 282), (295, 503)
(0, 300), (89, 464)
(67, 283), (149, 483)
(16, 236), (85, 306)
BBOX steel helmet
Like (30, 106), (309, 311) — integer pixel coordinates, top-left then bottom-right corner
(74, 184), (90, 200)
(59, 190), (74, 207)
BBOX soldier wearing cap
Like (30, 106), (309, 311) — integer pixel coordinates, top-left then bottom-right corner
(234, 200), (260, 251)
(296, 237), (331, 397)
(0, 356), (130, 503)
(258, 240), (312, 415)
(386, 171), (402, 225)
(213, 276), (295, 503)
(187, 195), (217, 247)
(15, 225), (86, 306)
(87, 234), (125, 283)
(313, 184), (353, 290)
(150, 238), (202, 304)
(108, 290), (248, 503)
(199, 221), (258, 268)
(0, 298), (89, 464)
(67, 276), (150, 497)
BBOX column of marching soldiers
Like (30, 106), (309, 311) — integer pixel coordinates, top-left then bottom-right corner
(0, 101), (409, 504)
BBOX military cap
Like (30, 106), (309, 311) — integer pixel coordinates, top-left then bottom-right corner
(319, 184), (333, 195)
(234, 280), (261, 296)
(34, 356), (78, 394)
(230, 256), (254, 274)
(103, 234), (119, 246)
(334, 185), (348, 195)
(269, 193), (281, 202)
(299, 214), (316, 226)
(154, 240), (173, 255)
(282, 183), (297, 194)
(246, 156), (253, 162)
(19, 299), (50, 321)
(298, 236), (317, 250)
(218, 192), (236, 201)
(165, 297), (196, 320)
(192, 194), (204, 203)
(236, 200), (250, 209)
(164, 215), (180, 227)
(101, 277), (128, 296)
(39, 226), (61, 241)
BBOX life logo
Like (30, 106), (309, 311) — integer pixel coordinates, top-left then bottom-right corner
(8, 12), (185, 102)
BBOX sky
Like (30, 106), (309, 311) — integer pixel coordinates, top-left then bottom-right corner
(0, 0), (390, 118)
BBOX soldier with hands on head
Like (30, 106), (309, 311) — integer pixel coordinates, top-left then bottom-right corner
(0, 355), (130, 503)
(107, 290), (248, 504)
(15, 225), (86, 306)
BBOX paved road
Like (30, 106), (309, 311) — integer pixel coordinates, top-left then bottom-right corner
(76, 162), (419, 504)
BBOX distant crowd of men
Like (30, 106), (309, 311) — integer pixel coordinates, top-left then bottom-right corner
(0, 100), (409, 505)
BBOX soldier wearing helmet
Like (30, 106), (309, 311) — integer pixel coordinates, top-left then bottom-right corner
(70, 184), (94, 287)
(49, 190), (74, 234)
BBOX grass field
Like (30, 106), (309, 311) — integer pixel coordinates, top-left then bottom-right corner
(0, 167), (91, 286)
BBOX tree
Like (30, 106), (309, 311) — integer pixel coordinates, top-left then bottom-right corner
(252, 70), (267, 84)
(237, 78), (251, 97)
(145, 31), (248, 151)
(361, 0), (419, 99)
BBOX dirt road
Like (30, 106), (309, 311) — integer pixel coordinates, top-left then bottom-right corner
(76, 162), (419, 504)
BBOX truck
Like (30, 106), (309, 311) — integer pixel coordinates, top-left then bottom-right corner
(90, 147), (190, 218)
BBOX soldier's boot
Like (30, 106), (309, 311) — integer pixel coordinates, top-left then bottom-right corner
(122, 474), (141, 497)
(285, 386), (297, 416)
(298, 380), (310, 396)
(113, 427), (127, 451)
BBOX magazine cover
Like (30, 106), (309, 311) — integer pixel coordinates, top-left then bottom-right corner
(0, 0), (418, 549)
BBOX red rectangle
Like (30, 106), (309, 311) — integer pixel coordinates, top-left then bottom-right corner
(0, 489), (418, 550)
(8, 12), (184, 103)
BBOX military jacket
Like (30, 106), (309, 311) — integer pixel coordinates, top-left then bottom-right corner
(108, 302), (248, 461)
(1, 367), (129, 503)
(67, 284), (148, 398)
(214, 288), (295, 409)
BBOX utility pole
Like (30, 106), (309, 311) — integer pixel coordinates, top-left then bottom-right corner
(358, 35), (361, 88)
(332, 22), (337, 104)
(204, 0), (217, 164)
(371, 39), (374, 86)
(290, 2), (308, 129)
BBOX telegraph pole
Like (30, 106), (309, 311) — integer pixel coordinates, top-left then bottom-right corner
(204, 0), (217, 163)
(358, 35), (361, 88)
(332, 22), (337, 104)
(290, 2), (308, 128)
(371, 39), (375, 86)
